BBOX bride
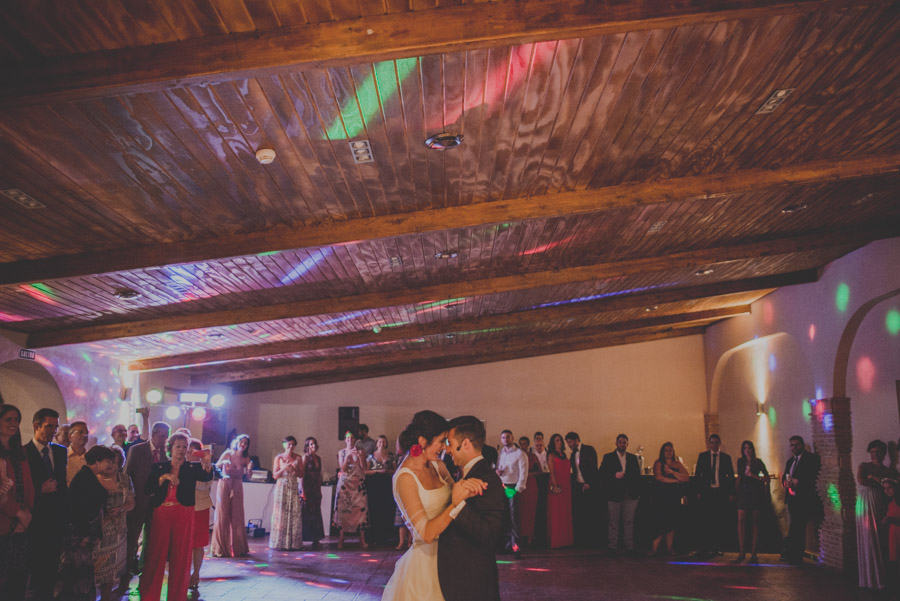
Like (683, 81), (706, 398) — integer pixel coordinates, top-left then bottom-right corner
(382, 411), (485, 601)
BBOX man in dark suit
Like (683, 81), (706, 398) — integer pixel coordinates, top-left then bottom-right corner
(124, 420), (170, 577)
(566, 431), (598, 547)
(600, 433), (642, 555)
(24, 407), (69, 601)
(694, 433), (735, 558)
(781, 435), (821, 564)
(439, 416), (506, 601)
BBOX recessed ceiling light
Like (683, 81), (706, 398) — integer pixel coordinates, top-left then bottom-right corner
(255, 148), (277, 164)
(434, 250), (459, 260)
(781, 203), (808, 214)
(424, 132), (463, 150)
(445, 333), (456, 339)
(695, 268), (714, 276)
(207, 332), (225, 339)
(645, 306), (659, 312)
(113, 287), (142, 300)
(756, 88), (794, 114)
(349, 140), (374, 163)
(1, 188), (45, 209)
(389, 256), (403, 266)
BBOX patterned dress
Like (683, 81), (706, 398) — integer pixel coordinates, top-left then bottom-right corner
(93, 470), (134, 586)
(301, 454), (325, 543)
(333, 449), (369, 533)
(269, 453), (303, 550)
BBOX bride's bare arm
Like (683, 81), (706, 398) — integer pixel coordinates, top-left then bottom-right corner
(396, 473), (482, 544)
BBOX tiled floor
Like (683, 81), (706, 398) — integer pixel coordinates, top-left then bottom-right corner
(125, 537), (886, 601)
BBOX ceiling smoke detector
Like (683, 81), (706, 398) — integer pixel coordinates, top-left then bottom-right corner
(2, 188), (45, 209)
(255, 148), (277, 164)
(424, 132), (463, 150)
(113, 287), (142, 300)
(434, 250), (459, 260)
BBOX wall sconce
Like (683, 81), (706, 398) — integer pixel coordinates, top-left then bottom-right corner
(756, 402), (764, 416)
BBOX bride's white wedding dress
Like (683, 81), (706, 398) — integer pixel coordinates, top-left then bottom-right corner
(381, 460), (452, 601)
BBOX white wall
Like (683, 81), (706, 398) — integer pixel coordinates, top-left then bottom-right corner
(237, 335), (710, 475)
(704, 238), (900, 529)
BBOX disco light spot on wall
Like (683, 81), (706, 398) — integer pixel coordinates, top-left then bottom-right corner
(855, 356), (876, 393)
(827, 483), (840, 510)
(886, 309), (900, 335)
(762, 301), (774, 326)
(34, 355), (54, 369)
(20, 283), (64, 306)
(835, 283), (850, 312)
(73, 389), (87, 397)
(0, 311), (28, 322)
(815, 386), (823, 399)
(823, 413), (834, 433)
(801, 399), (811, 421)
(768, 354), (776, 372)
(767, 406), (777, 427)
(519, 235), (577, 256)
(808, 324), (816, 341)
(59, 366), (76, 377)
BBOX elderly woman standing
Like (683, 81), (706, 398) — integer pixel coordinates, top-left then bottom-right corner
(333, 431), (369, 549)
(57, 445), (118, 601)
(0, 404), (34, 600)
(94, 444), (135, 601)
(141, 432), (213, 601)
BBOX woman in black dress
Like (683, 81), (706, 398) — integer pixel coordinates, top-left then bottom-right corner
(301, 436), (325, 548)
(651, 442), (689, 555)
(365, 435), (397, 546)
(57, 445), (118, 601)
(734, 440), (769, 563)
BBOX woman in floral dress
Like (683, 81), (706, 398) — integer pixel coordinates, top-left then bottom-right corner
(94, 445), (134, 601)
(333, 431), (369, 549)
(270, 435), (304, 550)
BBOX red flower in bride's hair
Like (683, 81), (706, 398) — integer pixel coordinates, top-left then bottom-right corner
(410, 444), (423, 457)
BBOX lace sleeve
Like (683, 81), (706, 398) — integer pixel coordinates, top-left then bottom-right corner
(395, 472), (428, 538)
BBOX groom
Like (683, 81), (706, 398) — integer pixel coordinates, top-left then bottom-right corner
(439, 416), (507, 601)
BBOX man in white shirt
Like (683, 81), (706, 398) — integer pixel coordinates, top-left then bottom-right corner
(65, 420), (89, 484)
(496, 429), (528, 558)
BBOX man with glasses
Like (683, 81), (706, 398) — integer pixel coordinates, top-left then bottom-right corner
(781, 435), (821, 565)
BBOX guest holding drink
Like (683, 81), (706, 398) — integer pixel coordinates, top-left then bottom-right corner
(270, 436), (304, 550)
(301, 437), (325, 549)
(188, 439), (212, 594)
(212, 434), (251, 557)
(333, 431), (369, 549)
(141, 433), (213, 601)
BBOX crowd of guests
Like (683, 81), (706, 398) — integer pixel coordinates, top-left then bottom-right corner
(3, 400), (899, 599)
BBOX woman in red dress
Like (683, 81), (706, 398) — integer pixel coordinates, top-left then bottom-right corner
(883, 478), (900, 587)
(546, 433), (573, 548)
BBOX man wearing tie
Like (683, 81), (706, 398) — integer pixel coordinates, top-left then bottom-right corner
(565, 432), (598, 547)
(23, 408), (69, 601)
(124, 420), (171, 578)
(694, 434), (735, 559)
(781, 435), (821, 565)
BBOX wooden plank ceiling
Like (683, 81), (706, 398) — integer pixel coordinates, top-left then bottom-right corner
(0, 0), (898, 392)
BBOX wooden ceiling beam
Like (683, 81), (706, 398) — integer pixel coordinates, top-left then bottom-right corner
(2, 154), (897, 288)
(25, 221), (879, 348)
(134, 305), (749, 372)
(1, 0), (870, 106)
(195, 322), (708, 387)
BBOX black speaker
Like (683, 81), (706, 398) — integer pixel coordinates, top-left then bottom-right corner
(338, 406), (359, 441)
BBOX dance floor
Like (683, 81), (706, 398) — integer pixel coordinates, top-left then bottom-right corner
(129, 537), (882, 600)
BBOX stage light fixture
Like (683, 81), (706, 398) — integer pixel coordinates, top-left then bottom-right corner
(165, 405), (182, 420)
(209, 393), (226, 408)
(191, 407), (208, 422)
(146, 388), (163, 404)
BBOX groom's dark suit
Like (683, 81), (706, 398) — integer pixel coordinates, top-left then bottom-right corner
(438, 456), (507, 601)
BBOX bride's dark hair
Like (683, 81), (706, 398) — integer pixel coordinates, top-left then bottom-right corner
(398, 410), (447, 453)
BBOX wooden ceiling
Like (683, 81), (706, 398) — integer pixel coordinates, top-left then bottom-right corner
(0, 0), (898, 393)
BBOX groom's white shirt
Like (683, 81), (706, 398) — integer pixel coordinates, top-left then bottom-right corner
(449, 455), (484, 519)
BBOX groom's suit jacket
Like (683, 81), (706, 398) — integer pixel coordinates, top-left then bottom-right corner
(438, 455), (507, 601)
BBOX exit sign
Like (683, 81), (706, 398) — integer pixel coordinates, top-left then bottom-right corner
(18, 349), (36, 360)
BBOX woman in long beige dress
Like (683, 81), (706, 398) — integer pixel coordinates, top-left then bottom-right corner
(333, 432), (369, 549)
(212, 434), (251, 557)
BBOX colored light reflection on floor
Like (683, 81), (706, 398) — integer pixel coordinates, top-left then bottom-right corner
(725, 586), (759, 590)
(667, 561), (789, 568)
(652, 596), (714, 601)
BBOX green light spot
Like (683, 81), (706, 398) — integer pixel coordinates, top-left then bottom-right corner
(380, 321), (411, 329)
(326, 553), (339, 559)
(886, 309), (900, 335)
(257, 251), (280, 257)
(835, 283), (850, 312)
(801, 399), (811, 422)
(30, 282), (57, 296)
(767, 405), (777, 427)
(325, 57), (419, 140)
(827, 483), (841, 510)
(254, 563), (268, 568)
(496, 560), (513, 564)
(80, 351), (93, 363)
(415, 297), (467, 311)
